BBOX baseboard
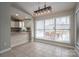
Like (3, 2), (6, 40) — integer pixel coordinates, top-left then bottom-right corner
(0, 48), (11, 54)
(35, 39), (74, 49)
(11, 41), (27, 48)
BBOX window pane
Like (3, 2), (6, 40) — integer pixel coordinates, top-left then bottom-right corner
(56, 16), (70, 29)
(55, 30), (70, 43)
(44, 30), (55, 40)
(35, 30), (44, 39)
(35, 20), (44, 29)
(66, 16), (70, 24)
(56, 24), (70, 29)
(56, 17), (70, 24)
(45, 19), (55, 29)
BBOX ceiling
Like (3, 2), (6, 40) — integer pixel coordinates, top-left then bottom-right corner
(12, 2), (76, 16)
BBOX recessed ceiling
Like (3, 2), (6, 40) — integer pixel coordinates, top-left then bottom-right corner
(12, 2), (76, 16)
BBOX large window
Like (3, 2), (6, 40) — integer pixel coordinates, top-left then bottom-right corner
(56, 16), (70, 29)
(35, 16), (70, 43)
(45, 19), (55, 29)
(35, 20), (44, 39)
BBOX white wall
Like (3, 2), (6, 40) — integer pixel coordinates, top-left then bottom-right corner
(0, 3), (11, 52)
(74, 3), (79, 56)
(75, 3), (79, 46)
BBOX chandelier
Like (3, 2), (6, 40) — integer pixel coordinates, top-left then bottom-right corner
(33, 3), (52, 16)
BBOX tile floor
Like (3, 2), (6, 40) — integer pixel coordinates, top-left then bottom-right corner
(0, 42), (78, 57)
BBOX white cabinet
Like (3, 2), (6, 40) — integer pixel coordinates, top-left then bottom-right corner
(11, 32), (29, 47)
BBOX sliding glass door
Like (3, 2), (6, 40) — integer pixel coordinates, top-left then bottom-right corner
(35, 16), (70, 43)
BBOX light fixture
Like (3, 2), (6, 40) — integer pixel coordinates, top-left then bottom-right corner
(33, 3), (52, 16)
(15, 14), (19, 16)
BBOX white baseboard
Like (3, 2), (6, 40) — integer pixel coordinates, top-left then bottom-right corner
(35, 39), (74, 49)
(0, 48), (11, 54)
(11, 41), (27, 48)
(0, 41), (28, 54)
